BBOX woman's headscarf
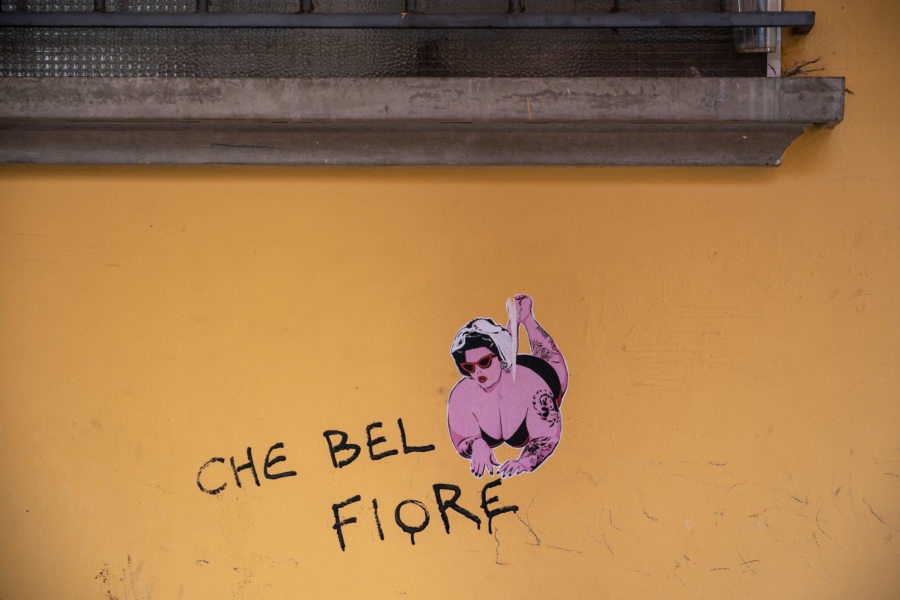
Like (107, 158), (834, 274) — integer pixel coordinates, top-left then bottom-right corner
(450, 318), (515, 372)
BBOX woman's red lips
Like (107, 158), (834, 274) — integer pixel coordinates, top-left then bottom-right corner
(478, 376), (487, 383)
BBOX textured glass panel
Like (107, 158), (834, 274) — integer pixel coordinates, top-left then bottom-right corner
(0, 0), (766, 78)
(0, 0), (92, 11)
(104, 0), (196, 10)
(0, 27), (766, 77)
(470, 0), (723, 11)
(0, 0), (408, 9)
(617, 0), (722, 10)
(1, 28), (182, 76)
(209, 0), (300, 12)
(312, 0), (403, 12)
(524, 1), (614, 12)
(416, 0), (508, 13)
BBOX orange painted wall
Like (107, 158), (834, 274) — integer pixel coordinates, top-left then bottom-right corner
(1, 2), (898, 598)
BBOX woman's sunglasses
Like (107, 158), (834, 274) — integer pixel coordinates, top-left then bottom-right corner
(459, 353), (494, 373)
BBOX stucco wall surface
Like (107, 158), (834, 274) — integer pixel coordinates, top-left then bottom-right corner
(1, 1), (898, 598)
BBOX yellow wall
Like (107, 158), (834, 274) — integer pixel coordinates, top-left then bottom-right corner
(2, 2), (899, 598)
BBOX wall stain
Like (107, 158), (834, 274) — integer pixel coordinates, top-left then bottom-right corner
(94, 565), (117, 600)
(95, 557), (144, 600)
(672, 560), (686, 587)
(577, 469), (602, 486)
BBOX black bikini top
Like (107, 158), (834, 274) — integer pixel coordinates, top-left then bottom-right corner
(479, 355), (562, 448)
(481, 419), (530, 448)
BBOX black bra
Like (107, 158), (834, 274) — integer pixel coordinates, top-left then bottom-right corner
(479, 355), (562, 448)
(481, 418), (530, 448)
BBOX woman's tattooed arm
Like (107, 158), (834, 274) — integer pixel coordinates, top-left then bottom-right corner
(456, 436), (480, 458)
(520, 437), (555, 470)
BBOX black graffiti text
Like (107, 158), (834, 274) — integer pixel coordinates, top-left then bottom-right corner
(331, 478), (518, 551)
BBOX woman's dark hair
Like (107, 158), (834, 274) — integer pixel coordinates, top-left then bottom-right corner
(451, 332), (499, 377)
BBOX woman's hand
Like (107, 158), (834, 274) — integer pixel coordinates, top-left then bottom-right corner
(497, 458), (532, 479)
(470, 439), (500, 478)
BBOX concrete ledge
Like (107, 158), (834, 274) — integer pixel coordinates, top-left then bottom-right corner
(0, 77), (844, 165)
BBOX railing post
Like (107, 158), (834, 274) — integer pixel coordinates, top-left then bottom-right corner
(728, 0), (778, 53)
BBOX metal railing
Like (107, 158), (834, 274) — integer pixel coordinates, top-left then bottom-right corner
(0, 6), (814, 32)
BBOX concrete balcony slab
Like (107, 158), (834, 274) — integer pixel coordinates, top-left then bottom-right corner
(0, 76), (844, 165)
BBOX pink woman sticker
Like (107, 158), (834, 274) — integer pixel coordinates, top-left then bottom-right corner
(448, 294), (568, 478)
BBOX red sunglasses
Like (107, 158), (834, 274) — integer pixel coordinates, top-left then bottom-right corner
(460, 353), (494, 374)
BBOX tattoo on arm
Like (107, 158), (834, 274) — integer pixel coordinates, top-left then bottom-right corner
(533, 343), (555, 362)
(457, 436), (480, 458)
(520, 437), (555, 470)
(530, 323), (562, 364)
(532, 389), (560, 427)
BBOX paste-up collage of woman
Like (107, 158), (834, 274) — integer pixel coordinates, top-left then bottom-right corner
(448, 294), (568, 478)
